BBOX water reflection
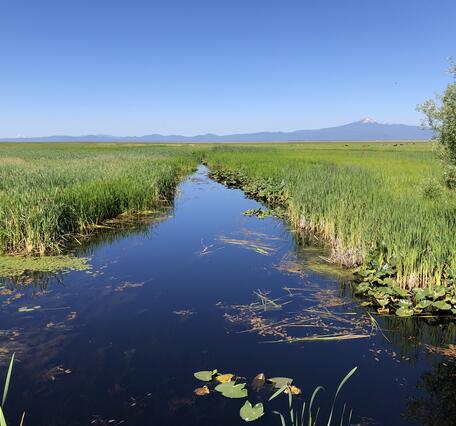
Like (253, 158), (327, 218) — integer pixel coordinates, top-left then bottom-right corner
(405, 359), (456, 425)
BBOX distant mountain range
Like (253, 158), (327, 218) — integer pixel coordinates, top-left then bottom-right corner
(0, 118), (433, 142)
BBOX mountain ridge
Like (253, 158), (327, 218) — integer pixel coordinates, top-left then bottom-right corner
(0, 119), (433, 142)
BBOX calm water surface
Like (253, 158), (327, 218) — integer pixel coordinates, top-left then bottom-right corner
(0, 166), (455, 425)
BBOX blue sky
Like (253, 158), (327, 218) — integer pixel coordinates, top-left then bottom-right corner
(0, 0), (455, 137)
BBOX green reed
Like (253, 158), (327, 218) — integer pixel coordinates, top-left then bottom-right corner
(0, 143), (198, 255)
(204, 142), (456, 288)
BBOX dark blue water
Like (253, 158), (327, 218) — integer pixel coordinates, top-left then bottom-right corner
(0, 167), (454, 426)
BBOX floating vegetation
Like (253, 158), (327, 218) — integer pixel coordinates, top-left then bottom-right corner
(354, 260), (456, 317)
(192, 367), (357, 424)
(216, 373), (235, 383)
(275, 258), (306, 277)
(193, 385), (210, 396)
(197, 242), (217, 256)
(1, 290), (24, 306)
(115, 282), (144, 292)
(269, 367), (357, 426)
(425, 343), (456, 359)
(243, 208), (274, 219)
(194, 370), (218, 382)
(219, 287), (373, 343)
(17, 305), (41, 313)
(45, 365), (72, 381)
(173, 309), (196, 319)
(217, 236), (275, 256)
(254, 290), (287, 312)
(0, 255), (90, 278)
(215, 381), (248, 399)
(240, 400), (264, 422)
(198, 229), (282, 258)
(275, 251), (352, 282)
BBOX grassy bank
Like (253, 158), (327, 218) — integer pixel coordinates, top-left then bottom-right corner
(0, 143), (198, 255)
(204, 142), (456, 290)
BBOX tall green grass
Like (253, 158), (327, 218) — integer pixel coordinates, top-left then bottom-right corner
(3, 141), (455, 289)
(204, 142), (456, 288)
(0, 143), (198, 255)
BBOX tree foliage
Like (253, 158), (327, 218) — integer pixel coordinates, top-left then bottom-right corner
(419, 63), (456, 187)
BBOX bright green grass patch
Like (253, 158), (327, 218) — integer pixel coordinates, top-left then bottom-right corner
(0, 255), (90, 276)
(204, 141), (456, 288)
(0, 143), (200, 255)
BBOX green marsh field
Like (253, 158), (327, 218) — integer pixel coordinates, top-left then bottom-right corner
(1, 140), (456, 293)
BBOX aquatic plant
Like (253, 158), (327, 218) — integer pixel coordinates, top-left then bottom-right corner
(192, 367), (357, 424)
(0, 354), (18, 426)
(205, 142), (456, 291)
(243, 208), (275, 219)
(219, 288), (372, 343)
(0, 255), (89, 278)
(0, 143), (198, 255)
(270, 367), (357, 426)
(354, 261), (456, 317)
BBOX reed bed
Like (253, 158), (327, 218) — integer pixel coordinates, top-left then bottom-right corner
(205, 142), (456, 288)
(0, 143), (198, 255)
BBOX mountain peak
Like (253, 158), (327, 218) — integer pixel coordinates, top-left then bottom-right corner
(358, 117), (378, 124)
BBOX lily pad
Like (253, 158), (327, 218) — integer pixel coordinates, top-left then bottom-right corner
(215, 381), (248, 399)
(251, 373), (265, 391)
(194, 370), (217, 381)
(268, 377), (293, 388)
(240, 401), (264, 422)
(398, 299), (412, 307)
(216, 373), (234, 383)
(431, 287), (446, 300)
(284, 385), (301, 395)
(382, 277), (397, 286)
(194, 385), (210, 396)
(395, 306), (414, 317)
(416, 299), (432, 309)
(432, 301), (452, 311)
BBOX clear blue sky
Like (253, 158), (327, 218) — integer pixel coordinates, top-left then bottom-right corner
(1, 0), (455, 137)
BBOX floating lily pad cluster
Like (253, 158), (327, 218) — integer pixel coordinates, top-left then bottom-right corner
(193, 369), (302, 422)
(193, 367), (357, 426)
(209, 168), (288, 207)
(355, 259), (456, 317)
(243, 208), (274, 219)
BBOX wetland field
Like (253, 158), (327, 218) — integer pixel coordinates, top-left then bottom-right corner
(0, 141), (455, 425)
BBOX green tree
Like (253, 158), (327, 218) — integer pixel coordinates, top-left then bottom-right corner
(419, 62), (456, 187)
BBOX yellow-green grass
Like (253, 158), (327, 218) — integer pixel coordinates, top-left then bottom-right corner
(204, 141), (456, 288)
(0, 143), (199, 255)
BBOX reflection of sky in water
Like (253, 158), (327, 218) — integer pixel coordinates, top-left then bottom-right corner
(0, 166), (454, 425)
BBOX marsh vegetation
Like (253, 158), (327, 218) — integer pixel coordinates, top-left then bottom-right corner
(206, 142), (456, 293)
(0, 143), (198, 256)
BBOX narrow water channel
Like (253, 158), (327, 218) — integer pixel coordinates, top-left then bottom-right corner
(0, 166), (454, 425)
